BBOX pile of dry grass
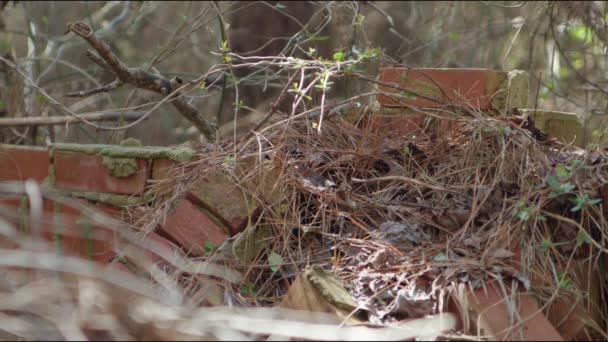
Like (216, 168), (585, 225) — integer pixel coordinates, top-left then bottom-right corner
(148, 106), (608, 338)
(1, 104), (607, 340)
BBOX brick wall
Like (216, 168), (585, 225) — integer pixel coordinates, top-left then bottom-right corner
(0, 142), (253, 264)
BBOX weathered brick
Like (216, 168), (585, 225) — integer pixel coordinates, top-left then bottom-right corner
(519, 109), (584, 147)
(39, 199), (116, 263)
(0, 145), (49, 183)
(151, 158), (178, 180)
(377, 68), (529, 111)
(157, 158), (268, 235)
(54, 151), (149, 194)
(360, 110), (427, 139)
(140, 231), (184, 266)
(464, 282), (563, 341)
(158, 198), (228, 256)
(189, 170), (256, 235)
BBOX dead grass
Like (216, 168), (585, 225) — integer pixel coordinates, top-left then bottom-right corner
(1, 101), (608, 340)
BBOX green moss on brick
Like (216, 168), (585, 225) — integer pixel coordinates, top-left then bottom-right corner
(51, 143), (196, 163)
(119, 138), (143, 147)
(101, 156), (139, 178)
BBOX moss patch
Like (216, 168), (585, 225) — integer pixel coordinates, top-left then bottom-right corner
(119, 138), (143, 147)
(51, 143), (196, 163)
(101, 156), (139, 178)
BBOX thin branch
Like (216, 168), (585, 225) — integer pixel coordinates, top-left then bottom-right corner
(64, 79), (124, 97)
(0, 111), (147, 127)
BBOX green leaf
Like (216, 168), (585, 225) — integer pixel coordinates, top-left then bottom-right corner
(433, 253), (448, 261)
(554, 164), (570, 180)
(448, 32), (458, 41)
(268, 252), (283, 273)
(576, 230), (592, 247)
(540, 238), (552, 253)
(570, 24), (593, 44)
(274, 3), (286, 9)
(561, 183), (576, 193)
(203, 241), (217, 254)
(516, 209), (530, 221)
(557, 271), (572, 289)
(223, 155), (236, 166)
(544, 175), (559, 189)
(240, 282), (255, 296)
(333, 51), (345, 62)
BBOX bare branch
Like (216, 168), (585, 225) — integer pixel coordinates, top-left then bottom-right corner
(0, 111), (147, 127)
(64, 79), (124, 98)
(65, 21), (217, 140)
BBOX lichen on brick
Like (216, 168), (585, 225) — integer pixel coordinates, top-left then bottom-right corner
(490, 70), (529, 112)
(305, 265), (358, 312)
(232, 224), (273, 263)
(119, 138), (143, 147)
(42, 162), (56, 188)
(50, 189), (150, 206)
(51, 143), (196, 163)
(101, 156), (139, 178)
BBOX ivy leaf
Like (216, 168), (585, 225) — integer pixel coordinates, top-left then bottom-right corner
(561, 182), (576, 193)
(554, 164), (570, 180)
(576, 230), (592, 247)
(545, 175), (560, 189)
(268, 252), (283, 273)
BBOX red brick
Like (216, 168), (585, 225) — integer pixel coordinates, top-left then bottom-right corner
(151, 158), (177, 180)
(54, 151), (149, 194)
(154, 159), (258, 236)
(40, 199), (116, 263)
(377, 68), (494, 108)
(106, 261), (134, 276)
(465, 282), (563, 341)
(361, 112), (427, 139)
(0, 145), (49, 183)
(139, 231), (184, 266)
(158, 199), (227, 256)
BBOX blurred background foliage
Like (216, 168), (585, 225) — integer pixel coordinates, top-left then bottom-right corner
(0, 1), (606, 146)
